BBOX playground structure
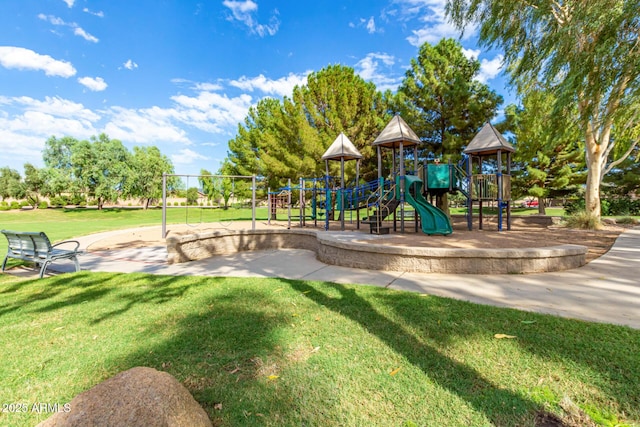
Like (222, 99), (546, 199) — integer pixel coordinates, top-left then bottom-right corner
(263, 118), (514, 236)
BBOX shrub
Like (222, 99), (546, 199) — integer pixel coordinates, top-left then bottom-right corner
(10, 201), (20, 210)
(564, 210), (602, 230)
(564, 199), (585, 216)
(50, 196), (65, 207)
(19, 200), (30, 208)
(70, 194), (86, 206)
(38, 201), (49, 209)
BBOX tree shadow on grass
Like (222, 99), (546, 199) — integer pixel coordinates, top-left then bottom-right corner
(290, 281), (541, 426)
(106, 277), (344, 426)
(370, 287), (640, 424)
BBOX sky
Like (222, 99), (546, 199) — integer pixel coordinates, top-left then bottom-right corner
(0, 0), (513, 177)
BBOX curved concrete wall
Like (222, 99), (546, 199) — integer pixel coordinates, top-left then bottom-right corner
(167, 229), (587, 274)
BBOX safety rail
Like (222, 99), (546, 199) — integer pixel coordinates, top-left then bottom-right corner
(364, 182), (397, 228)
(470, 174), (511, 200)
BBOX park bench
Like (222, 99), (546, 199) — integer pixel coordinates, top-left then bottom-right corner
(1, 230), (82, 278)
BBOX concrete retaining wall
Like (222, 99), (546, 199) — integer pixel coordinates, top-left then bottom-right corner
(167, 229), (586, 274)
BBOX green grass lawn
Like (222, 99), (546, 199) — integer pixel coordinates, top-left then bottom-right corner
(1, 207), (639, 426)
(0, 206), (269, 257)
(0, 273), (637, 426)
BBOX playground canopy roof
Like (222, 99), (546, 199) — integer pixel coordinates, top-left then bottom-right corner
(373, 114), (421, 148)
(463, 122), (515, 155)
(321, 132), (363, 161)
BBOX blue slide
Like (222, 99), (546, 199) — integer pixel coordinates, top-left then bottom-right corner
(399, 175), (453, 235)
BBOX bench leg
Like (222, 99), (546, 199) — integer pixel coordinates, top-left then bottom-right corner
(72, 256), (80, 273)
(1, 256), (7, 273)
(39, 261), (51, 279)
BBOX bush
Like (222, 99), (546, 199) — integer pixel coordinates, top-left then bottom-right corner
(50, 196), (65, 207)
(38, 201), (49, 209)
(19, 200), (30, 208)
(564, 199), (585, 216)
(70, 194), (86, 206)
(564, 210), (602, 230)
(10, 201), (20, 210)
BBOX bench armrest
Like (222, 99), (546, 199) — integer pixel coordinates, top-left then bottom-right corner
(51, 240), (81, 252)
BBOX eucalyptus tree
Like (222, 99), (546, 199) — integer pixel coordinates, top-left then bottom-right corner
(500, 89), (584, 214)
(447, 0), (640, 220)
(398, 38), (503, 161)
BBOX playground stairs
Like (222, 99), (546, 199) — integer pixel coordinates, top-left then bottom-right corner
(361, 198), (400, 234)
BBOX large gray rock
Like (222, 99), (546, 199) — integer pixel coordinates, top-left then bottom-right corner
(37, 367), (212, 427)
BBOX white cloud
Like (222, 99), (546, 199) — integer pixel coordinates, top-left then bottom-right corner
(391, 0), (475, 46)
(222, 0), (280, 37)
(62, 0), (74, 7)
(78, 76), (108, 91)
(355, 53), (401, 92)
(103, 106), (190, 144)
(0, 95), (101, 122)
(73, 27), (99, 43)
(123, 59), (138, 70)
(366, 17), (376, 34)
(229, 72), (309, 97)
(477, 55), (504, 83)
(194, 82), (223, 91)
(83, 8), (105, 18)
(38, 14), (99, 43)
(170, 91), (253, 133)
(0, 46), (76, 77)
(172, 148), (209, 165)
(462, 48), (481, 60)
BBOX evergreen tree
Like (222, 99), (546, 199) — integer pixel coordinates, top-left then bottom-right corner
(398, 38), (503, 161)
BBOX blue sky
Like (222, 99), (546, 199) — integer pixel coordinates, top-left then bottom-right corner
(0, 0), (512, 176)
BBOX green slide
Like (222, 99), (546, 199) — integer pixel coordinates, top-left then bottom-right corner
(398, 175), (453, 235)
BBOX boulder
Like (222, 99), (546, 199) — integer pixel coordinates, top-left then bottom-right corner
(37, 366), (212, 427)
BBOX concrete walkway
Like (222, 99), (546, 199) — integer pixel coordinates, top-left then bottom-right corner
(11, 226), (640, 329)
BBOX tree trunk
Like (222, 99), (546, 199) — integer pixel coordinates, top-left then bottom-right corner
(538, 197), (545, 215)
(584, 129), (603, 220)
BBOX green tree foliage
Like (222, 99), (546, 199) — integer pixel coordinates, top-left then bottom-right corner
(225, 65), (391, 188)
(186, 187), (199, 206)
(199, 169), (217, 203)
(397, 38), (503, 161)
(603, 146), (640, 199)
(23, 163), (45, 208)
(500, 88), (584, 213)
(0, 167), (23, 200)
(42, 136), (79, 197)
(71, 134), (131, 210)
(124, 146), (176, 209)
(447, 0), (640, 220)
